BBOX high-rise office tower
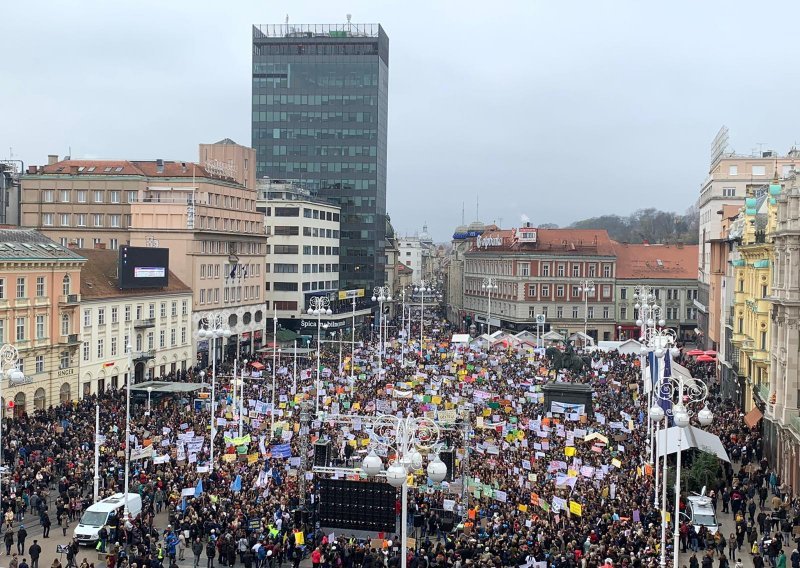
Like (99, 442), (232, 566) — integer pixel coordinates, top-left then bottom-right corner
(252, 22), (389, 290)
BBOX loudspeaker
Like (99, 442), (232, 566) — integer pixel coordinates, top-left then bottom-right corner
(319, 479), (396, 532)
(440, 449), (455, 482)
(314, 440), (332, 467)
(413, 514), (424, 528)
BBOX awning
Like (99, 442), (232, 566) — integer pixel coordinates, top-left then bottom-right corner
(744, 407), (763, 429)
(250, 362), (265, 370)
(656, 426), (730, 462)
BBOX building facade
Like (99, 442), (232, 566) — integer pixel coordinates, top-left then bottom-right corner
(614, 244), (699, 341)
(769, 173), (800, 494)
(696, 133), (799, 353)
(251, 22), (389, 291)
(462, 227), (617, 341)
(21, 140), (269, 363)
(77, 249), (193, 396)
(0, 229), (85, 415)
(398, 229), (435, 285)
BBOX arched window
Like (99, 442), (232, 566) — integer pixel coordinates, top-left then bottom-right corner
(62, 274), (71, 296)
(34, 388), (46, 410)
(61, 313), (70, 336)
(59, 382), (71, 403)
(14, 392), (26, 417)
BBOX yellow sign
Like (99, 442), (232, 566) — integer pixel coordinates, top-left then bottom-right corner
(569, 501), (582, 516)
(611, 458), (622, 468)
(294, 531), (305, 546)
(338, 289), (365, 300)
(564, 447), (576, 457)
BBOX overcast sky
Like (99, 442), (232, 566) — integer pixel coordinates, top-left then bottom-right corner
(3, 0), (800, 241)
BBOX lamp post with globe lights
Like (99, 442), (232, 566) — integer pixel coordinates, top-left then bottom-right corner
(635, 284), (666, 462)
(359, 415), (448, 568)
(577, 279), (595, 345)
(308, 296), (332, 415)
(0, 344), (25, 502)
(197, 313), (231, 471)
(372, 286), (392, 370)
(481, 277), (499, 345)
(414, 282), (432, 356)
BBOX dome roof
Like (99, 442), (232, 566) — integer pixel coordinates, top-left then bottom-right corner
(467, 221), (485, 232)
(454, 225), (468, 233)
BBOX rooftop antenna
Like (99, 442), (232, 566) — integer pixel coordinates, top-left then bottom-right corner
(285, 14), (289, 24)
(461, 202), (465, 225)
(476, 195), (479, 222)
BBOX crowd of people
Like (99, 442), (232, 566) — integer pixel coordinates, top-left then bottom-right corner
(0, 307), (798, 568)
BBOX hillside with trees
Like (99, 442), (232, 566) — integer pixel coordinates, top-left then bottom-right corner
(566, 207), (699, 244)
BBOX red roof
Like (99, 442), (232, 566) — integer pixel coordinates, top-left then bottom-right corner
(614, 243), (698, 280)
(397, 262), (413, 274)
(39, 159), (222, 180)
(468, 228), (617, 256)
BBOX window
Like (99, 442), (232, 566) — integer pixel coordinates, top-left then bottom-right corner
(541, 264), (550, 277)
(181, 327), (187, 344)
(571, 285), (579, 298)
(83, 309), (91, 327)
(723, 187), (736, 197)
(761, 284), (768, 298)
(170, 328), (176, 346)
(572, 264), (580, 277)
(94, 190), (104, 203)
(61, 313), (70, 336)
(42, 190), (54, 203)
(147, 332), (154, 350)
(75, 213), (86, 227)
(621, 306), (627, 320)
(541, 285), (550, 297)
(97, 339), (104, 358)
(274, 207), (300, 217)
(62, 275), (70, 296)
(572, 306), (579, 319)
(587, 306), (594, 319)
(159, 330), (165, 348)
(527, 283), (537, 297)
(517, 262), (529, 277)
(687, 289), (698, 300)
(556, 285), (565, 298)
(620, 287), (627, 300)
(556, 306), (563, 318)
(752, 165), (766, 176)
(125, 305), (131, 321)
(760, 331), (767, 350)
(110, 215), (121, 228)
(149, 303), (155, 318)
(110, 238), (118, 250)
(0, 279), (4, 299)
(60, 213), (70, 226)
(16, 277), (25, 298)
(557, 264), (565, 277)
(160, 302), (167, 318)
(60, 189), (70, 203)
(83, 342), (90, 362)
(588, 264), (597, 278)
(171, 301), (177, 317)
(182, 300), (188, 316)
(98, 308), (105, 325)
(127, 191), (138, 203)
(93, 214), (103, 227)
(603, 306), (610, 319)
(111, 337), (117, 356)
(35, 356), (44, 373)
(110, 190), (120, 203)
(42, 213), (53, 226)
(602, 284), (611, 297)
(111, 306), (118, 324)
(729, 165), (738, 176)
(15, 317), (25, 341)
(36, 276), (45, 297)
(36, 315), (45, 339)
(77, 190), (87, 203)
(60, 351), (70, 370)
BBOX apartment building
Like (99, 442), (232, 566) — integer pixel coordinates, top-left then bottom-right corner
(21, 140), (269, 362)
(77, 248), (193, 396)
(462, 226), (617, 341)
(0, 229), (85, 415)
(614, 244), (699, 341)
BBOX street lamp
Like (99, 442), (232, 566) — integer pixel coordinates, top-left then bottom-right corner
(414, 282), (432, 356)
(308, 296), (332, 415)
(360, 415), (448, 568)
(0, 344), (24, 502)
(197, 313), (231, 471)
(577, 279), (595, 345)
(372, 286), (392, 370)
(238, 358), (248, 438)
(481, 278), (499, 347)
(635, 284), (665, 464)
(146, 386), (153, 416)
(650, 356), (712, 568)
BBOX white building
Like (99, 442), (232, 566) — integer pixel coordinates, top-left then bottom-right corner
(258, 179), (342, 326)
(398, 225), (435, 285)
(78, 248), (194, 395)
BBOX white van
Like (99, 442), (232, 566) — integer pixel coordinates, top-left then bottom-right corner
(74, 493), (143, 546)
(684, 490), (720, 535)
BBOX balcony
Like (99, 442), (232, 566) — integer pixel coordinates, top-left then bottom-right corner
(134, 318), (156, 329)
(59, 294), (80, 305)
(790, 416), (800, 437)
(756, 383), (770, 402)
(133, 349), (156, 362)
(59, 334), (81, 345)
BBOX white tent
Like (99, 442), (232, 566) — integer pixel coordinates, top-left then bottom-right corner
(568, 331), (595, 346)
(514, 330), (540, 347)
(597, 339), (643, 355)
(541, 330), (565, 342)
(451, 333), (471, 344)
(656, 425), (730, 462)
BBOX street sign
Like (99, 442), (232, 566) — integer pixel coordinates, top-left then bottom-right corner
(338, 289), (364, 300)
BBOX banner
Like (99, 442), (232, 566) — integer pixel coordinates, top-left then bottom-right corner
(271, 443), (292, 458)
(130, 446), (154, 460)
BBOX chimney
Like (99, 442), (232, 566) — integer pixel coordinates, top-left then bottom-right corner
(47, 155), (59, 165)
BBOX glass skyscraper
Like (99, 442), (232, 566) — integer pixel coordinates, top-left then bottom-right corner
(252, 23), (389, 291)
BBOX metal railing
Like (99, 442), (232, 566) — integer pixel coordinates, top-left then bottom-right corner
(253, 23), (380, 38)
(134, 318), (156, 328)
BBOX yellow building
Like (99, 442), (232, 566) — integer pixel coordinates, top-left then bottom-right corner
(731, 188), (777, 412)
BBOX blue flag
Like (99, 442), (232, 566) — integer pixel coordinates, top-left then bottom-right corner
(195, 479), (203, 497)
(231, 475), (242, 492)
(272, 468), (282, 486)
(271, 443), (292, 459)
(660, 354), (673, 426)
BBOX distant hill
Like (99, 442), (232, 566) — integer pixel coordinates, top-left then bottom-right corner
(567, 207), (699, 245)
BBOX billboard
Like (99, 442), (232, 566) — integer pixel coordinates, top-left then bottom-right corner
(118, 246), (169, 290)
